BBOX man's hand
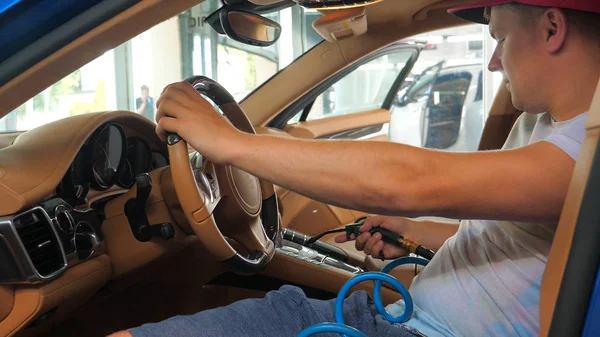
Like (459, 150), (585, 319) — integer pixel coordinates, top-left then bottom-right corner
(334, 216), (416, 260)
(155, 81), (246, 164)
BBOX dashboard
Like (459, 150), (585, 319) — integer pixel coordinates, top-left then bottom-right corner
(0, 112), (171, 285)
(0, 111), (212, 337)
(56, 122), (169, 207)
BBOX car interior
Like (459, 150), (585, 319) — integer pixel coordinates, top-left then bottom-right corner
(0, 0), (599, 336)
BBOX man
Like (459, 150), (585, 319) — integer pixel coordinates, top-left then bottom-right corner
(136, 85), (155, 120)
(112, 1), (600, 336)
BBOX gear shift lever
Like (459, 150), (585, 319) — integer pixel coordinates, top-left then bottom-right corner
(124, 173), (175, 242)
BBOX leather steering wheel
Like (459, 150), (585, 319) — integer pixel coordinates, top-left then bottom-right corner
(167, 76), (277, 273)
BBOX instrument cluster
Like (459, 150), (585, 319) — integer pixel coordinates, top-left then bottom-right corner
(57, 122), (169, 204)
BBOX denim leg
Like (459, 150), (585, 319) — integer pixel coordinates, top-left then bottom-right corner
(128, 285), (421, 337)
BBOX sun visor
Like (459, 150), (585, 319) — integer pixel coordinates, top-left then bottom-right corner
(312, 7), (367, 43)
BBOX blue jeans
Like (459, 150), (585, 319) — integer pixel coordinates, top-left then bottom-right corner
(128, 285), (425, 337)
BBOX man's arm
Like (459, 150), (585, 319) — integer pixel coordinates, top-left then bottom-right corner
(230, 135), (574, 223)
(155, 82), (576, 224)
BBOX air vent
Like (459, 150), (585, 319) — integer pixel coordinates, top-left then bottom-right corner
(13, 209), (66, 278)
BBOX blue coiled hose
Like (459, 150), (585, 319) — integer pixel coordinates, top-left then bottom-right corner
(298, 256), (430, 337)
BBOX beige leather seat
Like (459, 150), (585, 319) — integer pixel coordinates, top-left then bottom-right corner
(539, 77), (600, 336)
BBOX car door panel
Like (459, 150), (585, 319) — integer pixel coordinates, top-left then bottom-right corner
(267, 47), (420, 265)
(284, 108), (390, 140)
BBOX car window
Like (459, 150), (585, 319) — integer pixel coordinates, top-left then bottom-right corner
(399, 63), (442, 106)
(390, 25), (486, 152)
(0, 0), (324, 132)
(422, 69), (473, 149)
(288, 50), (414, 123)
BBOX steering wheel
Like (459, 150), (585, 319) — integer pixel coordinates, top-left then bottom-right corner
(167, 76), (278, 273)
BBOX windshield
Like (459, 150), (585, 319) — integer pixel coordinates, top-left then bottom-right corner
(0, 0), (323, 132)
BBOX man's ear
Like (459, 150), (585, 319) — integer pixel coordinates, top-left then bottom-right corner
(542, 8), (568, 53)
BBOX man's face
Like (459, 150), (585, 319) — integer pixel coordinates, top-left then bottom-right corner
(488, 7), (547, 113)
(142, 88), (149, 99)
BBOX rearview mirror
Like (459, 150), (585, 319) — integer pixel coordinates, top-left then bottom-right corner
(220, 9), (282, 47)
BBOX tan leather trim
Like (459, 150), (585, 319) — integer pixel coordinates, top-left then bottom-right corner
(539, 130), (597, 337)
(222, 102), (256, 134)
(412, 0), (472, 20)
(477, 114), (521, 151)
(369, 134), (389, 142)
(167, 137), (241, 261)
(168, 99), (275, 263)
(255, 126), (295, 138)
(278, 189), (368, 266)
(168, 140), (209, 220)
(223, 165), (262, 216)
(263, 253), (401, 305)
(281, 192), (355, 231)
(0, 254), (111, 337)
(478, 85), (522, 151)
(0, 287), (39, 337)
(102, 167), (199, 278)
(0, 0), (207, 117)
(0, 111), (158, 216)
(0, 285), (14, 322)
(280, 190), (364, 232)
(584, 80), (600, 129)
(161, 167), (194, 234)
(0, 133), (20, 150)
(540, 79), (600, 337)
(283, 109), (390, 139)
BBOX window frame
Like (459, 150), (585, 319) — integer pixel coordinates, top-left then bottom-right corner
(268, 42), (422, 129)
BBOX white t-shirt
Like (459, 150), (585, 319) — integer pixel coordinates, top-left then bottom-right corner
(386, 111), (588, 337)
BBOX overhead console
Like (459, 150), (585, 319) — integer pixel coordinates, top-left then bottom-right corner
(311, 7), (367, 42)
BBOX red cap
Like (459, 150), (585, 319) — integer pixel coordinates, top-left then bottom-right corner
(448, 0), (600, 24)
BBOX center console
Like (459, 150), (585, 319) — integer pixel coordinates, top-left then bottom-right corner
(278, 228), (363, 274)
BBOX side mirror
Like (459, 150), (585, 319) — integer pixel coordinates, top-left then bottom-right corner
(219, 9), (282, 47)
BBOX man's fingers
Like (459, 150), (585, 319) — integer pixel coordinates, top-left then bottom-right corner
(363, 232), (381, 255)
(176, 80), (207, 100)
(371, 241), (385, 259)
(359, 222), (373, 233)
(156, 117), (181, 142)
(155, 98), (184, 123)
(156, 88), (199, 119)
(158, 82), (184, 107)
(360, 216), (384, 232)
(334, 234), (348, 243)
(355, 232), (370, 251)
